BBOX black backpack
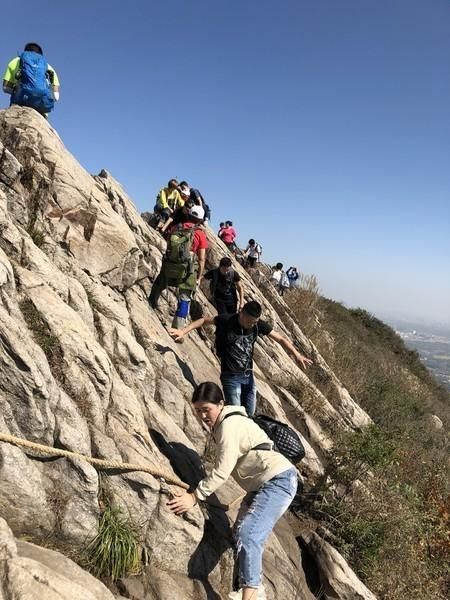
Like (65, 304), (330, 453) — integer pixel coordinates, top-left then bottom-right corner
(222, 412), (305, 464)
(210, 268), (236, 297)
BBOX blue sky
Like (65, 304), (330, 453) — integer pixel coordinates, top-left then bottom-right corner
(1, 0), (449, 325)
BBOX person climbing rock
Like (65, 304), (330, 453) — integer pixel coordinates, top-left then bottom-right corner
(270, 263), (283, 288)
(188, 185), (211, 223)
(167, 381), (298, 600)
(160, 183), (191, 234)
(204, 256), (244, 315)
(243, 239), (262, 269)
(286, 266), (299, 288)
(3, 42), (60, 117)
(149, 205), (207, 332)
(271, 263), (290, 296)
(153, 179), (184, 231)
(169, 300), (312, 415)
(220, 221), (237, 252)
(160, 197), (194, 234)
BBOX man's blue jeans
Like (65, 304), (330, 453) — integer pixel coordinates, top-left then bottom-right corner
(234, 468), (298, 589)
(220, 372), (256, 416)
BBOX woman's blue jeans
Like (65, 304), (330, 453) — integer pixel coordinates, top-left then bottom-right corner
(234, 468), (298, 589)
(220, 372), (257, 416)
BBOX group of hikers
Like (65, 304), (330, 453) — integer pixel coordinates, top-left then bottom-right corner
(149, 177), (312, 599)
(271, 263), (300, 296)
(217, 223), (263, 270)
(217, 223), (299, 296)
(3, 41), (312, 600)
(151, 179), (211, 235)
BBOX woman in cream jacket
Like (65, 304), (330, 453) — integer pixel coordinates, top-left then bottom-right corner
(168, 382), (298, 600)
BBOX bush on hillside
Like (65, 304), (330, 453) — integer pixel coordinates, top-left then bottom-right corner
(286, 292), (449, 600)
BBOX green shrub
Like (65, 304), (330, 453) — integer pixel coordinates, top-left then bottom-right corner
(86, 507), (141, 581)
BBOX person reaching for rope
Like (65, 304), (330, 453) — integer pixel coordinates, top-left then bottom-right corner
(168, 381), (298, 600)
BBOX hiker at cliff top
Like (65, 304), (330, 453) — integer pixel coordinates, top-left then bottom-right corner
(286, 266), (299, 288)
(218, 222), (225, 238)
(160, 183), (191, 234)
(170, 300), (312, 415)
(149, 205), (207, 330)
(168, 381), (297, 600)
(3, 42), (60, 116)
(219, 221), (237, 252)
(244, 239), (262, 269)
(153, 179), (184, 231)
(204, 257), (244, 315)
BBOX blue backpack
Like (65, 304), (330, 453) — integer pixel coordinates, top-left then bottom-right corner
(12, 51), (54, 113)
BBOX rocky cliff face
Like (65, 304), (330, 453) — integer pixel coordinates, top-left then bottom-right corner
(0, 106), (375, 599)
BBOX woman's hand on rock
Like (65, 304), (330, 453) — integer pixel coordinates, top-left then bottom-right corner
(167, 491), (197, 515)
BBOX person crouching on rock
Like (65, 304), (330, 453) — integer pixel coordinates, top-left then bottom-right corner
(3, 42), (60, 118)
(168, 381), (298, 600)
(169, 300), (312, 415)
(149, 205), (207, 331)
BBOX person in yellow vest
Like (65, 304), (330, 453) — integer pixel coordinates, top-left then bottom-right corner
(3, 42), (60, 117)
(153, 179), (185, 231)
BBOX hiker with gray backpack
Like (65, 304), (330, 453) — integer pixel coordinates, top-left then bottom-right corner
(149, 205), (207, 331)
(204, 257), (244, 315)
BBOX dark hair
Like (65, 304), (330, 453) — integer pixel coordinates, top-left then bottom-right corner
(248, 239), (255, 245)
(219, 222), (224, 227)
(168, 179), (179, 189)
(219, 256), (232, 268)
(179, 180), (189, 188)
(192, 382), (224, 404)
(225, 221), (232, 226)
(24, 42), (43, 55)
(275, 262), (283, 270)
(242, 300), (262, 318)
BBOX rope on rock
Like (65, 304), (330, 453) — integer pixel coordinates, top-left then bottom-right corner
(0, 431), (189, 490)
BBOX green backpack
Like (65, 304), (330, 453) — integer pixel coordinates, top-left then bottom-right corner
(162, 225), (198, 285)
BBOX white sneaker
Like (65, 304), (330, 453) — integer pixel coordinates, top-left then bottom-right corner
(228, 588), (266, 600)
(257, 586), (267, 599)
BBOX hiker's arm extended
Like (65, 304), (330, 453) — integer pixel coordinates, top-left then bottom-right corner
(197, 248), (206, 282)
(269, 330), (313, 369)
(236, 280), (244, 310)
(169, 315), (215, 341)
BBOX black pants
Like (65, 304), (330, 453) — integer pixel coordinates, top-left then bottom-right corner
(215, 298), (237, 315)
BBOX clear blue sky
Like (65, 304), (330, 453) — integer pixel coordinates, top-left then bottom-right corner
(2, 0), (449, 325)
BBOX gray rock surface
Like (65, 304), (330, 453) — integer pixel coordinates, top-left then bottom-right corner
(0, 106), (374, 599)
(301, 531), (378, 600)
(0, 518), (116, 600)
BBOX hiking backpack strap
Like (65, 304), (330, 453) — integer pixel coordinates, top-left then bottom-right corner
(218, 412), (272, 451)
